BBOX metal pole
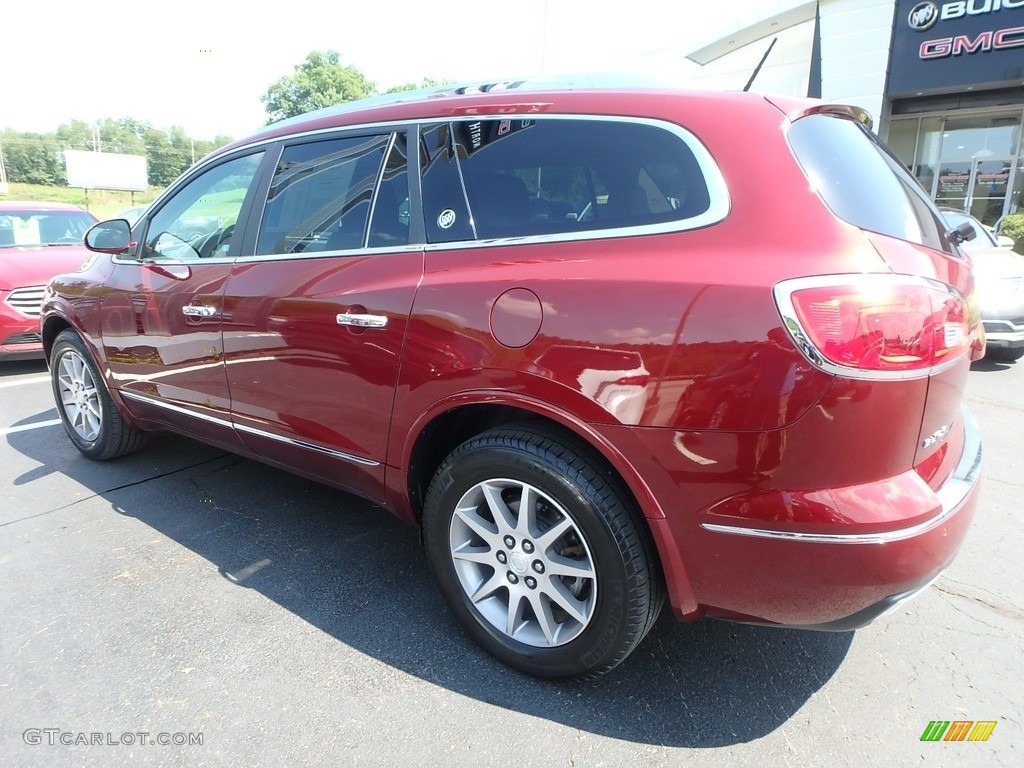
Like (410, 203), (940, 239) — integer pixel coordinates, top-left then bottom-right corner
(0, 140), (8, 189)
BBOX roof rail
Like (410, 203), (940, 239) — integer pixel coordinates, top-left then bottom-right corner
(262, 72), (678, 131)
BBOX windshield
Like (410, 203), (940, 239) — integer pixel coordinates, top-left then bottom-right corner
(0, 209), (97, 248)
(940, 211), (1000, 252)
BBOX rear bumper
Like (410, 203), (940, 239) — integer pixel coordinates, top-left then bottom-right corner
(645, 406), (982, 628)
(982, 315), (1024, 349)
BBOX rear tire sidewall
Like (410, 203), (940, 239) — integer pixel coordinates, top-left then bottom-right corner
(424, 435), (642, 679)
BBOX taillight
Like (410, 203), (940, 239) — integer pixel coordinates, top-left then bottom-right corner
(774, 275), (972, 379)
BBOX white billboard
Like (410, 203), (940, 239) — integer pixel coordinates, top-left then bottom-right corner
(64, 150), (148, 191)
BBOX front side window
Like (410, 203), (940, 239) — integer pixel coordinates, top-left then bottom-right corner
(143, 153), (264, 261)
(256, 134), (391, 255)
(421, 117), (714, 243)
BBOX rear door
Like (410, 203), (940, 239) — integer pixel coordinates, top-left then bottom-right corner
(221, 131), (421, 501)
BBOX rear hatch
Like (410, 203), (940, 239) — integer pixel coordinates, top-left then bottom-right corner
(781, 107), (982, 490)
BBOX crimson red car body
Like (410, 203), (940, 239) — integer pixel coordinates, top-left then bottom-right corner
(40, 86), (983, 678)
(1, 201), (96, 359)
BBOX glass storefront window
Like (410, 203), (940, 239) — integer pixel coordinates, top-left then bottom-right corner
(939, 115), (1020, 161)
(887, 111), (1023, 226)
(886, 119), (918, 166)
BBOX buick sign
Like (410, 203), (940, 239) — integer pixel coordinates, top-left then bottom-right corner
(909, 1), (940, 29)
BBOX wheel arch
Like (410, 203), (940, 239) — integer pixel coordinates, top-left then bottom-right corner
(397, 394), (668, 527)
(41, 313), (74, 361)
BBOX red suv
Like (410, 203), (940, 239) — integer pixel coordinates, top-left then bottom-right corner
(41, 86), (984, 678)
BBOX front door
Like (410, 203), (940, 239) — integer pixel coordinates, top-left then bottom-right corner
(101, 152), (266, 447)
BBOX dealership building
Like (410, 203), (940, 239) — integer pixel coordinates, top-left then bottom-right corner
(681, 0), (1024, 226)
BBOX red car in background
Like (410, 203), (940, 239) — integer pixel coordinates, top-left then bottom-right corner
(1, 201), (96, 360)
(41, 85), (984, 679)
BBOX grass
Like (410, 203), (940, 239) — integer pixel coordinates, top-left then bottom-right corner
(1, 182), (163, 221)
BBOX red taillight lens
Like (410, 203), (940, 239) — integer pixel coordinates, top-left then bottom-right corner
(775, 275), (971, 378)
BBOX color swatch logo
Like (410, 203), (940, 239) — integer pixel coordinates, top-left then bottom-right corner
(920, 721), (997, 742)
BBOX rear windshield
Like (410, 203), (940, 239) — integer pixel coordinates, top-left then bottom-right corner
(788, 114), (956, 255)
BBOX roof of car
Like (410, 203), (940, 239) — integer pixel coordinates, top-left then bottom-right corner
(0, 200), (92, 214)
(224, 80), (819, 154)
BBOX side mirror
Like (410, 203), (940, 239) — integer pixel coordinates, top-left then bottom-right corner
(954, 221), (976, 244)
(85, 219), (133, 254)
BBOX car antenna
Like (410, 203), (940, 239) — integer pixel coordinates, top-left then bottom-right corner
(743, 37), (777, 92)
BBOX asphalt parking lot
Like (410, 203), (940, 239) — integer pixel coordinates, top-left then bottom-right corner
(1, 355), (1021, 767)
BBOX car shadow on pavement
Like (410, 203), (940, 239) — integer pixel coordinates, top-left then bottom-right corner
(7, 425), (852, 748)
(0, 359), (48, 378)
(970, 358), (1018, 372)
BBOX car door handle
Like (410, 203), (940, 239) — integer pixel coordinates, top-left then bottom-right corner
(182, 304), (217, 318)
(336, 313), (388, 329)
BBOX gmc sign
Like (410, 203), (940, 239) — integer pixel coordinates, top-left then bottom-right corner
(889, 0), (1024, 95)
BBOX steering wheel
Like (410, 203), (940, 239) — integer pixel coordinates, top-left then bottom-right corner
(196, 224), (235, 258)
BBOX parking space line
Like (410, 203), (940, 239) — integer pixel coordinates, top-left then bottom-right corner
(0, 376), (50, 389)
(0, 419), (62, 436)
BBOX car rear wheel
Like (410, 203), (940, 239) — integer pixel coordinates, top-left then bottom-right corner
(986, 346), (1024, 362)
(423, 425), (662, 679)
(50, 329), (147, 460)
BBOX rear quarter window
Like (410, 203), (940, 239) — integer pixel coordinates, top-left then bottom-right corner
(421, 117), (726, 243)
(788, 114), (955, 254)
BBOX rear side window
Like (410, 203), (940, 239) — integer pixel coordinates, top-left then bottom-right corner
(256, 134), (390, 255)
(421, 117), (717, 243)
(788, 115), (955, 254)
(421, 124), (474, 243)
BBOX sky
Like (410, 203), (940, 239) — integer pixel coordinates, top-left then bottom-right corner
(0, 0), (791, 142)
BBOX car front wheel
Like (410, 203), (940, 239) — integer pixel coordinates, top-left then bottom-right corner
(423, 426), (662, 679)
(50, 329), (147, 460)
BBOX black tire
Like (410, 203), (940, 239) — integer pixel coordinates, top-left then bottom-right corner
(986, 346), (1024, 362)
(423, 425), (663, 679)
(50, 329), (147, 460)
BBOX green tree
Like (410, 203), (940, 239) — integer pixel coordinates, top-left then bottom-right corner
(56, 120), (97, 152)
(143, 126), (186, 187)
(261, 50), (376, 124)
(1, 129), (64, 185)
(97, 118), (147, 156)
(384, 77), (451, 94)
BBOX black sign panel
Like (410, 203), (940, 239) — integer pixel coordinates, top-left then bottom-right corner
(888, 0), (1024, 96)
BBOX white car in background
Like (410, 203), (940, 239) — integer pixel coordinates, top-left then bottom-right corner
(942, 209), (1024, 362)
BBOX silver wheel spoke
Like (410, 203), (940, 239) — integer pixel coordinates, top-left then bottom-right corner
(516, 484), (538, 536)
(528, 592), (559, 645)
(544, 553), (596, 580)
(542, 579), (590, 625)
(534, 517), (573, 553)
(481, 481), (517, 533)
(453, 505), (498, 545)
(470, 570), (507, 604)
(506, 592), (528, 637)
(451, 545), (493, 565)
